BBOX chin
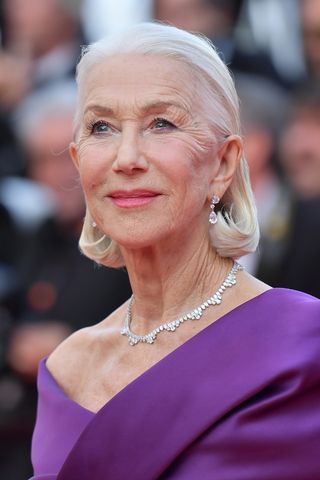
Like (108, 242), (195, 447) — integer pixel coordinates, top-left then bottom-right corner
(107, 223), (173, 251)
(115, 234), (162, 250)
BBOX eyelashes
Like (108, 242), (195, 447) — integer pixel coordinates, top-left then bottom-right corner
(150, 118), (177, 130)
(85, 117), (177, 136)
(87, 119), (111, 135)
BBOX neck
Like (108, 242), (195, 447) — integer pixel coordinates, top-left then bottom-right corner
(120, 230), (233, 334)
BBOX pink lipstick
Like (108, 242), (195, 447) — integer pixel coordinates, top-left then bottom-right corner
(107, 190), (160, 208)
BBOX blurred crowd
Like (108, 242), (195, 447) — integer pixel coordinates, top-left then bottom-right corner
(0, 0), (320, 477)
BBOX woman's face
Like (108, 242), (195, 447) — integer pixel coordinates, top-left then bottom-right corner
(71, 54), (221, 249)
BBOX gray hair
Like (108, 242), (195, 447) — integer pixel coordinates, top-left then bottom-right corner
(75, 22), (259, 267)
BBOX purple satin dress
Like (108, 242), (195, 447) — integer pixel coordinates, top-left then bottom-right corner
(30, 289), (320, 479)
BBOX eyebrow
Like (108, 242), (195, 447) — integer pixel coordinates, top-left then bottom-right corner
(140, 101), (189, 114)
(84, 100), (189, 117)
(84, 104), (114, 116)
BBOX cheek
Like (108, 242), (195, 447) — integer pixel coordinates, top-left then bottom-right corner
(146, 135), (210, 179)
(77, 140), (114, 193)
(148, 138), (212, 213)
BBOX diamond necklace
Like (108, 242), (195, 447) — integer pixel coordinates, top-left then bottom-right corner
(121, 261), (243, 346)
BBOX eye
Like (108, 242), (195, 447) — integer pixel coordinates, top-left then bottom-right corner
(90, 120), (111, 135)
(151, 118), (176, 130)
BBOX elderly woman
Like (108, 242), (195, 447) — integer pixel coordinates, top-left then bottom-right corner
(30, 23), (320, 480)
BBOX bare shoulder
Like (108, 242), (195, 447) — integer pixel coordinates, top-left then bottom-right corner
(46, 303), (127, 386)
(46, 325), (97, 381)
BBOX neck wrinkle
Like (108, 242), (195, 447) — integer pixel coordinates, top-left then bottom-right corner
(120, 233), (233, 334)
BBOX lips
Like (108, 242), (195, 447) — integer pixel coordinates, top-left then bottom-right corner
(107, 189), (161, 208)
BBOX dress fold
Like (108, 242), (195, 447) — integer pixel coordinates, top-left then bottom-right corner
(30, 289), (320, 480)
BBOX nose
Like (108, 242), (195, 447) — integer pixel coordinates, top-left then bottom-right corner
(112, 129), (149, 175)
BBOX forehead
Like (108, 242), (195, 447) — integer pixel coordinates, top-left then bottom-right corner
(81, 54), (198, 113)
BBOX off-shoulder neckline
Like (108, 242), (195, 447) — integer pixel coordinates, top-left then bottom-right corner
(40, 288), (307, 415)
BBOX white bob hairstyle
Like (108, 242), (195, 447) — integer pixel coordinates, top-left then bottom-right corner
(75, 22), (259, 267)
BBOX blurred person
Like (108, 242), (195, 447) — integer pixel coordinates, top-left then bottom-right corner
(235, 75), (291, 276)
(0, 0), (84, 186)
(17, 85), (84, 227)
(29, 23), (320, 480)
(1, 0), (83, 92)
(154, 0), (285, 86)
(244, 0), (305, 87)
(279, 81), (320, 199)
(235, 76), (319, 297)
(300, 0), (320, 80)
(154, 0), (242, 39)
(238, 76), (320, 297)
(263, 80), (320, 298)
(5, 81), (85, 381)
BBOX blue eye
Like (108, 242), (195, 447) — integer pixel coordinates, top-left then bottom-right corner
(90, 120), (110, 134)
(152, 118), (176, 130)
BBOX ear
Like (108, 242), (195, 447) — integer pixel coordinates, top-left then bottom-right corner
(208, 135), (243, 199)
(69, 142), (80, 170)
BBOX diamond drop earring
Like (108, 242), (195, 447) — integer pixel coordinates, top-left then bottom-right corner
(92, 221), (97, 228)
(209, 195), (220, 224)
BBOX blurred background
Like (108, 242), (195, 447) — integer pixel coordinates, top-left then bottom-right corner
(0, 0), (319, 477)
